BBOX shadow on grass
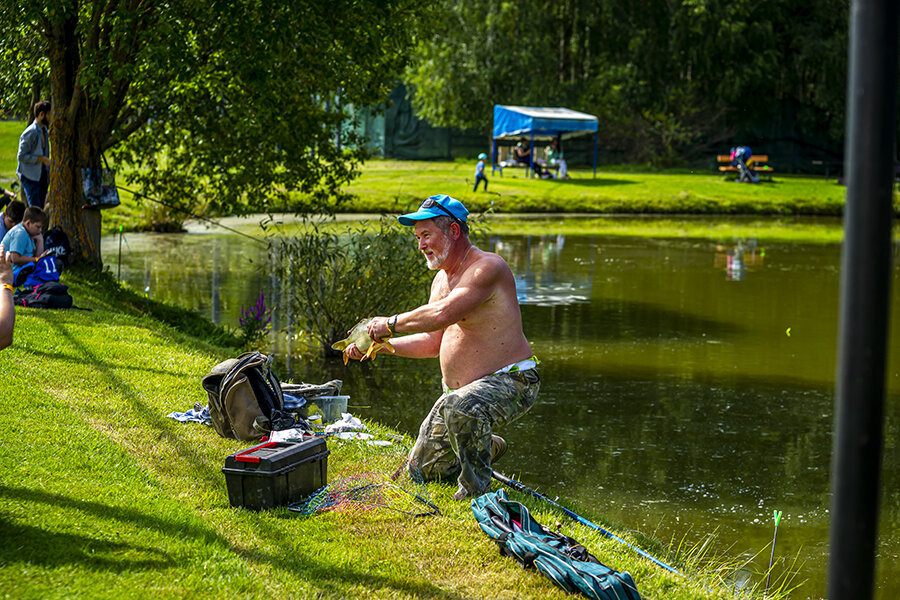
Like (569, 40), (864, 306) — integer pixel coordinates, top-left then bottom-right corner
(496, 175), (639, 188)
(0, 516), (173, 571)
(68, 265), (241, 351)
(0, 486), (185, 572)
(561, 177), (639, 187)
(235, 542), (470, 600)
(16, 317), (467, 598)
(28, 311), (225, 493)
(25, 347), (195, 378)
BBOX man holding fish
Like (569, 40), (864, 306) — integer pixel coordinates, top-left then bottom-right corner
(342, 194), (540, 500)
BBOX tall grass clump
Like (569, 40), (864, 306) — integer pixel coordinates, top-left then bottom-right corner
(268, 216), (432, 355)
(665, 531), (803, 599)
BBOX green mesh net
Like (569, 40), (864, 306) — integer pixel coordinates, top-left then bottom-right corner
(289, 457), (440, 518)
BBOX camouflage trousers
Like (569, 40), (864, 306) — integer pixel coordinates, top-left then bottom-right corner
(409, 368), (540, 498)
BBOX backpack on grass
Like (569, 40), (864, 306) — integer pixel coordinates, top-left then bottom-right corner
(472, 489), (642, 600)
(43, 226), (71, 269)
(23, 255), (61, 287)
(201, 351), (296, 442)
(14, 281), (73, 309)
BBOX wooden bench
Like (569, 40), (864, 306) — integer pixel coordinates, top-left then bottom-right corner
(717, 154), (774, 179)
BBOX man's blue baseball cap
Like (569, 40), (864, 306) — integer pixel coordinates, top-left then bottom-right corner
(398, 194), (469, 226)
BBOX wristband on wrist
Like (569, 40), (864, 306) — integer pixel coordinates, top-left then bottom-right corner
(388, 314), (398, 335)
(2, 284), (13, 293)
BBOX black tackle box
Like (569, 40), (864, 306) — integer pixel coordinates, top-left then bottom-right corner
(222, 438), (329, 510)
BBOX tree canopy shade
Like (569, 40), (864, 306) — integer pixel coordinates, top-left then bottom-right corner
(0, 0), (429, 264)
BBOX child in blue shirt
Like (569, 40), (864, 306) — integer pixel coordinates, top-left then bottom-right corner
(473, 153), (488, 192)
(0, 206), (48, 286)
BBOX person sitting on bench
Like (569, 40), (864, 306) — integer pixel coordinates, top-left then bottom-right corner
(514, 139), (543, 177)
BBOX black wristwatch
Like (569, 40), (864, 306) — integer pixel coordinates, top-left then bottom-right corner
(388, 314), (398, 335)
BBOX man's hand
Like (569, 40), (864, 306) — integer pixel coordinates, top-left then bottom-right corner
(0, 245), (13, 287)
(344, 342), (366, 362)
(38, 156), (51, 167)
(366, 316), (392, 343)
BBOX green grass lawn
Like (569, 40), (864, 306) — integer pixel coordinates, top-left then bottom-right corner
(0, 120), (22, 187)
(0, 270), (791, 599)
(337, 159), (856, 217)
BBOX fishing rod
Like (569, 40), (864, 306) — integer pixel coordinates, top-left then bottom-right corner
(765, 509), (783, 593)
(117, 185), (268, 246)
(492, 470), (683, 576)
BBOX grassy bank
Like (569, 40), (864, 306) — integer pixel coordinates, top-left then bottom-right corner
(0, 270), (792, 599)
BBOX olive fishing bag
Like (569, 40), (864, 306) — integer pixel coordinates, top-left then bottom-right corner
(472, 490), (642, 600)
(202, 351), (295, 442)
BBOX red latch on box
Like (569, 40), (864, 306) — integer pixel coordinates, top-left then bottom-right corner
(234, 441), (277, 463)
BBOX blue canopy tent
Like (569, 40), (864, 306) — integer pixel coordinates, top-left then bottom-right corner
(492, 105), (599, 177)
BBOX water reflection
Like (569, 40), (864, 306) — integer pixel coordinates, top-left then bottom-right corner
(489, 233), (593, 305)
(713, 239), (765, 281)
(101, 221), (900, 600)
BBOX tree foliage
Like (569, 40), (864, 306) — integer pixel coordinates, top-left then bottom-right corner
(406, 0), (850, 162)
(269, 218), (432, 356)
(0, 0), (429, 262)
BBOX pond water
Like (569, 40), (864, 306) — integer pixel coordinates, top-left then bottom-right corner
(101, 217), (900, 599)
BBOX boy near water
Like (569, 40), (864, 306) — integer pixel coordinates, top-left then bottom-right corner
(473, 153), (488, 192)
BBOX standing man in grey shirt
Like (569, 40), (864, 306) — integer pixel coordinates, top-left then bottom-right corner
(17, 101), (51, 209)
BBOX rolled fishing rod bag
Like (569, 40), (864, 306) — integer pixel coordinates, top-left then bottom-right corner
(202, 351), (293, 441)
(472, 490), (642, 600)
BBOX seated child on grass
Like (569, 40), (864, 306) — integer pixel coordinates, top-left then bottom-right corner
(0, 206), (49, 287)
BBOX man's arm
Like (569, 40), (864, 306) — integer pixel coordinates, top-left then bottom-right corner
(0, 245), (15, 349)
(381, 331), (442, 358)
(370, 254), (504, 340)
(17, 128), (41, 166)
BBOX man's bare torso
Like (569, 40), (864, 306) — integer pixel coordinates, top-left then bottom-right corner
(435, 247), (532, 389)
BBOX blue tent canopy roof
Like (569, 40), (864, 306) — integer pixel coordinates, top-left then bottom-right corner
(493, 105), (598, 140)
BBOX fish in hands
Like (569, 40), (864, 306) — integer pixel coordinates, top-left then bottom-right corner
(331, 318), (395, 365)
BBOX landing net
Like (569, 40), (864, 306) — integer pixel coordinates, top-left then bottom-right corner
(289, 458), (440, 518)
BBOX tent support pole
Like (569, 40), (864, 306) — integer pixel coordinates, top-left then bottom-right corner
(529, 133), (535, 178)
(593, 131), (598, 178)
(827, 0), (898, 598)
(492, 138), (497, 176)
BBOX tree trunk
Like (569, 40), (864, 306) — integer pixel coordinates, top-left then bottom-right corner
(45, 12), (103, 267)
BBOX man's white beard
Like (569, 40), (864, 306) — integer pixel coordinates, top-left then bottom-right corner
(425, 245), (450, 270)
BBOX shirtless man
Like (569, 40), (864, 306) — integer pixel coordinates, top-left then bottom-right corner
(344, 194), (540, 500)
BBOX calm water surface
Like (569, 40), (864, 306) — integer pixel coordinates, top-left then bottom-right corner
(102, 218), (900, 599)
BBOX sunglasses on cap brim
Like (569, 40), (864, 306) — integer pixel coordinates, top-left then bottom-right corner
(420, 198), (464, 225)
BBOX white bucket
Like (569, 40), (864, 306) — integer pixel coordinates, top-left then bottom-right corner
(312, 395), (350, 423)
